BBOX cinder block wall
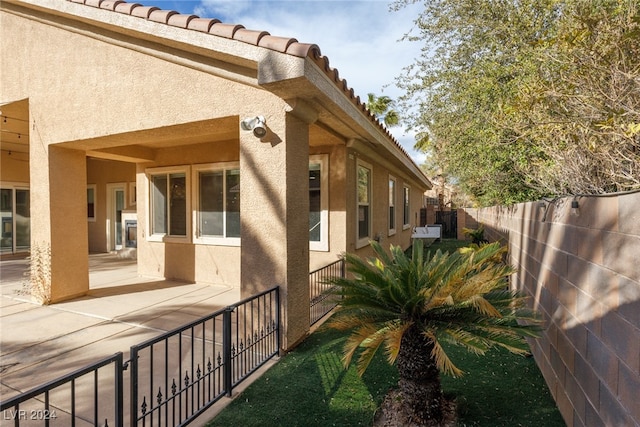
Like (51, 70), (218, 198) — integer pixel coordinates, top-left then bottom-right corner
(462, 194), (640, 427)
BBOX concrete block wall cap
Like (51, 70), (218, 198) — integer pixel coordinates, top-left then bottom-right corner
(234, 29), (270, 46)
(168, 13), (198, 29)
(210, 23), (245, 39)
(187, 18), (220, 33)
(149, 9), (178, 24)
(100, 0), (125, 11)
(131, 5), (159, 19)
(114, 2), (141, 14)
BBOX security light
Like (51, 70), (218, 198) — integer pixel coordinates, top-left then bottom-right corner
(241, 116), (267, 138)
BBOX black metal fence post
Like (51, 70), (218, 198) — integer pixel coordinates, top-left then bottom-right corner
(130, 347), (138, 427)
(115, 353), (124, 427)
(223, 306), (234, 397)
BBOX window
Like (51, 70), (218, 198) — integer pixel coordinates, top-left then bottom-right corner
(87, 185), (96, 222)
(148, 167), (189, 241)
(403, 185), (411, 229)
(193, 163), (240, 245)
(388, 176), (396, 235)
(356, 160), (372, 247)
(309, 155), (328, 251)
(0, 185), (30, 254)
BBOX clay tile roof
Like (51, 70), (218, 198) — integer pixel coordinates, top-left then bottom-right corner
(209, 23), (244, 39)
(65, 0), (416, 162)
(233, 28), (270, 45)
(100, 0), (124, 11)
(187, 17), (220, 33)
(148, 9), (177, 24)
(167, 13), (197, 29)
(131, 5), (157, 19)
(113, 1), (139, 14)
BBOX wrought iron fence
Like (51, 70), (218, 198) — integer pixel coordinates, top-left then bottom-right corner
(0, 352), (124, 427)
(129, 286), (280, 427)
(309, 259), (345, 326)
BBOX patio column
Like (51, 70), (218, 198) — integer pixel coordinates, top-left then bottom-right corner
(240, 107), (312, 351)
(30, 144), (89, 303)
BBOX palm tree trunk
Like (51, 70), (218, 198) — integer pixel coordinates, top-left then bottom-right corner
(395, 325), (444, 425)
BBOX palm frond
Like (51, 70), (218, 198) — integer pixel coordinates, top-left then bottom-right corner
(426, 331), (464, 378)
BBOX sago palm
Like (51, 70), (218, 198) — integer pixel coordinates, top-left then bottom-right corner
(328, 240), (541, 425)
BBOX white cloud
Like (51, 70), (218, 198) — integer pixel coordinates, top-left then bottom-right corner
(139, 1), (424, 164)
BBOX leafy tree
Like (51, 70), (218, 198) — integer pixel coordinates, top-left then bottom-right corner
(366, 93), (400, 127)
(329, 241), (540, 425)
(393, 0), (640, 205)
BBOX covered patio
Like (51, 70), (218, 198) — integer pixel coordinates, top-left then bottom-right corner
(0, 253), (241, 401)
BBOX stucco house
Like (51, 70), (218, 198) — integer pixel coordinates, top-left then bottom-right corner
(0, 0), (431, 348)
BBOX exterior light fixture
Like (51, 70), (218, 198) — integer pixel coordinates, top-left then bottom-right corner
(241, 116), (267, 138)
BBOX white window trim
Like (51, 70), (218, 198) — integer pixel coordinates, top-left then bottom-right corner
(146, 165), (191, 243)
(0, 182), (30, 254)
(192, 162), (241, 247)
(403, 184), (411, 230)
(129, 182), (137, 206)
(388, 175), (396, 236)
(356, 159), (372, 249)
(309, 155), (329, 252)
(87, 184), (97, 222)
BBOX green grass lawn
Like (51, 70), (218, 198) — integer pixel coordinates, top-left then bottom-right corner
(207, 240), (565, 427)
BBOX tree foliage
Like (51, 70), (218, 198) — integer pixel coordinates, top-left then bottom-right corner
(393, 0), (640, 206)
(366, 92), (400, 127)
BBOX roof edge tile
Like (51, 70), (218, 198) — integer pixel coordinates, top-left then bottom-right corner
(100, 0), (124, 11)
(113, 1), (140, 14)
(187, 17), (220, 32)
(130, 5), (158, 19)
(209, 22), (244, 39)
(148, 9), (177, 24)
(168, 13), (198, 29)
(234, 28), (270, 46)
(285, 42), (320, 58)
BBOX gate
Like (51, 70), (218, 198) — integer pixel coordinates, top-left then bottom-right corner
(435, 210), (458, 239)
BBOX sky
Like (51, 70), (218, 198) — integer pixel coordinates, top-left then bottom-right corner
(135, 0), (426, 165)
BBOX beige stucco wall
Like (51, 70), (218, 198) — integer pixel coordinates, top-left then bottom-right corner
(464, 194), (640, 427)
(1, 5), (291, 300)
(0, 150), (29, 183)
(1, 1), (429, 354)
(347, 149), (426, 260)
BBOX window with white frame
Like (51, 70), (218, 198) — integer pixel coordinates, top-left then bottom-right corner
(388, 176), (396, 235)
(193, 163), (240, 245)
(356, 160), (372, 247)
(309, 155), (329, 251)
(0, 185), (30, 254)
(148, 167), (189, 241)
(403, 185), (411, 228)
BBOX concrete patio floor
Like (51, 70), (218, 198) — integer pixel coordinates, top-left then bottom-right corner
(0, 253), (266, 426)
